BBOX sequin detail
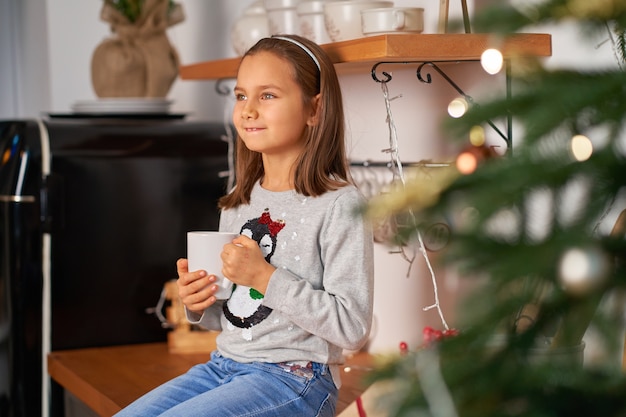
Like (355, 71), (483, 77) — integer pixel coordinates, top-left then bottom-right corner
(276, 361), (314, 379)
(249, 288), (264, 300)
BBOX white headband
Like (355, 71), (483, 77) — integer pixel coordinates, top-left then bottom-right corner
(272, 36), (321, 71)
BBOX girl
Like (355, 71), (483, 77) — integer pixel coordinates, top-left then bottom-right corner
(115, 34), (374, 417)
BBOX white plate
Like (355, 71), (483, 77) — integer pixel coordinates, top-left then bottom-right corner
(71, 98), (173, 114)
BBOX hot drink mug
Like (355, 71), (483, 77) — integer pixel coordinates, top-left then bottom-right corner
(187, 231), (239, 299)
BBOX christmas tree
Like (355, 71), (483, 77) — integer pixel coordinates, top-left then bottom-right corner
(365, 1), (626, 416)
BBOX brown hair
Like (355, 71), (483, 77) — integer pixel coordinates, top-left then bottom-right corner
(218, 34), (350, 209)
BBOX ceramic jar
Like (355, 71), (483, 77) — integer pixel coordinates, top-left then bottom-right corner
(264, 0), (303, 35)
(296, 1), (332, 44)
(231, 1), (270, 56)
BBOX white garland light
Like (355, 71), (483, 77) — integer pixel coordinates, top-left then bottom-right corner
(379, 80), (451, 331)
(570, 134), (593, 161)
(481, 48), (504, 75)
(447, 97), (469, 118)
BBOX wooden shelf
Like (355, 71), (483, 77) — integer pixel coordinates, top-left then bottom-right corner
(180, 33), (552, 81)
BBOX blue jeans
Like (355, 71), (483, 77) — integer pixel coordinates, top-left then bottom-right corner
(113, 351), (338, 417)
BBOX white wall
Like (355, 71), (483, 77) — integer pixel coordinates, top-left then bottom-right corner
(0, 0), (19, 118)
(40, 1), (252, 119)
(1, 1), (618, 118)
(0, 0), (51, 119)
(0, 0), (619, 354)
(1, 0), (477, 119)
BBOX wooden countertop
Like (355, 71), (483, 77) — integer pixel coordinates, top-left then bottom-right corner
(48, 342), (375, 416)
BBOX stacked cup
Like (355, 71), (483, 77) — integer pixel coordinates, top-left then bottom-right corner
(265, 0), (332, 45)
(264, 0), (303, 35)
(296, 1), (332, 44)
(322, 0), (424, 42)
(233, 0), (425, 51)
(361, 6), (424, 36)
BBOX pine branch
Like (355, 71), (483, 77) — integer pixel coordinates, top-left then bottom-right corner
(615, 27), (626, 65)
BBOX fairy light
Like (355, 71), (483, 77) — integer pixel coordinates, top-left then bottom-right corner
(447, 97), (469, 118)
(456, 151), (478, 174)
(558, 246), (610, 296)
(481, 48), (504, 75)
(469, 125), (486, 146)
(570, 134), (593, 161)
(379, 80), (451, 331)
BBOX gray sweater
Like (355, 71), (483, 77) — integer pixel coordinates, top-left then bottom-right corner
(189, 181), (374, 387)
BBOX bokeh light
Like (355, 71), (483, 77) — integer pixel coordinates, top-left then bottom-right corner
(456, 151), (477, 174)
(570, 134), (593, 161)
(448, 97), (469, 118)
(481, 48), (504, 75)
(469, 125), (486, 146)
(558, 246), (610, 296)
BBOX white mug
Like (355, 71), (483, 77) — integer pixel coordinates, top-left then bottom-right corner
(323, 0), (394, 42)
(361, 7), (424, 36)
(297, 0), (332, 44)
(264, 0), (303, 35)
(187, 231), (239, 299)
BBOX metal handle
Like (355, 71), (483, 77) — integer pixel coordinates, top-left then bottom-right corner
(0, 195), (36, 203)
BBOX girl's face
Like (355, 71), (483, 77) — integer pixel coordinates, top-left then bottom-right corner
(233, 51), (317, 159)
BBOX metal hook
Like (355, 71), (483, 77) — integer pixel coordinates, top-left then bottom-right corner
(371, 61), (394, 83)
(416, 62), (469, 99)
(416, 61), (510, 145)
(215, 78), (233, 96)
(372, 60), (477, 100)
(369, 60), (513, 151)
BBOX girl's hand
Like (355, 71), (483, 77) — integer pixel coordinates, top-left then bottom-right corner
(176, 258), (220, 314)
(221, 235), (276, 295)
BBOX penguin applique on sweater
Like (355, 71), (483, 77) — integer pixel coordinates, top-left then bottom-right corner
(223, 209), (285, 340)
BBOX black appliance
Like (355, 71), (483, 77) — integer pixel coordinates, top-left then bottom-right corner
(0, 118), (231, 417)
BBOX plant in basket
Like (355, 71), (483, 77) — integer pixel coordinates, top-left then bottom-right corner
(92, 0), (185, 98)
(361, 2), (626, 416)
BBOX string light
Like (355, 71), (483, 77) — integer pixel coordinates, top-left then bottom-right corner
(469, 125), (486, 146)
(379, 80), (451, 331)
(448, 97), (469, 118)
(481, 48), (504, 75)
(570, 134), (593, 161)
(456, 151), (478, 174)
(558, 246), (610, 296)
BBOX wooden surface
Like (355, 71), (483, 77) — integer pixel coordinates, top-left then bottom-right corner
(48, 342), (374, 417)
(179, 33), (552, 81)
